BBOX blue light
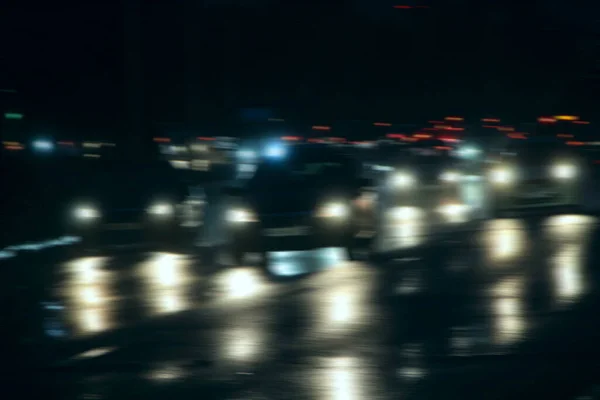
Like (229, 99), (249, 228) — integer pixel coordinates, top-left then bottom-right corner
(264, 142), (287, 159)
(32, 139), (54, 152)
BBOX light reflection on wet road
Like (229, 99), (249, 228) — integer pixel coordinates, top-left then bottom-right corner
(10, 210), (600, 399)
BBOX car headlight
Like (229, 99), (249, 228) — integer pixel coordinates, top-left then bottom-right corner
(437, 203), (469, 223)
(317, 202), (349, 219)
(440, 170), (460, 182)
(226, 208), (258, 223)
(147, 202), (174, 216)
(390, 172), (415, 188)
(74, 206), (100, 220)
(490, 167), (513, 185)
(551, 163), (577, 179)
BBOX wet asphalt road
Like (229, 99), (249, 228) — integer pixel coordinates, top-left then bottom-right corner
(7, 209), (600, 399)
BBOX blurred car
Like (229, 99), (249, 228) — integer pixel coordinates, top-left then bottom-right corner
(222, 144), (376, 264)
(487, 136), (585, 215)
(65, 158), (199, 253)
(380, 139), (470, 229)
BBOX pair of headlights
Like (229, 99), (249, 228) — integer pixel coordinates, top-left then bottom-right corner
(490, 163), (578, 185)
(226, 202), (349, 224)
(73, 202), (174, 220)
(390, 170), (461, 188)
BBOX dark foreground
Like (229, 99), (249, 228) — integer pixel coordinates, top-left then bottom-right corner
(5, 212), (600, 400)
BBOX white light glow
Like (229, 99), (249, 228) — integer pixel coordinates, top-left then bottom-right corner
(74, 206), (100, 220)
(440, 170), (460, 182)
(148, 203), (174, 216)
(391, 172), (415, 188)
(390, 206), (420, 221)
(318, 202), (349, 219)
(490, 167), (513, 184)
(552, 163), (577, 179)
(226, 208), (257, 223)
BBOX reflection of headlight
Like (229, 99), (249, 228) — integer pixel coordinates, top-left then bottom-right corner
(238, 149), (256, 160)
(74, 206), (100, 220)
(373, 164), (393, 172)
(438, 203), (467, 216)
(147, 203), (174, 216)
(391, 206), (420, 221)
(490, 167), (513, 185)
(317, 202), (349, 219)
(391, 172), (415, 188)
(458, 146), (479, 158)
(440, 170), (460, 182)
(552, 163), (577, 179)
(226, 208), (258, 223)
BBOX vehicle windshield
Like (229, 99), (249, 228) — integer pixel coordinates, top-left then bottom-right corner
(507, 140), (570, 158)
(251, 156), (350, 187)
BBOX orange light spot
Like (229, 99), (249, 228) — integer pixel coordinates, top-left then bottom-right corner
(312, 126), (331, 131)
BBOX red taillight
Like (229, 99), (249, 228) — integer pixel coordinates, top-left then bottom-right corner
(386, 133), (405, 139)
(566, 141), (584, 146)
(281, 136), (301, 141)
(507, 133), (527, 139)
(373, 122), (392, 127)
(439, 137), (459, 143)
(312, 125), (331, 131)
(153, 137), (171, 143)
(538, 117), (556, 124)
(497, 126), (515, 132)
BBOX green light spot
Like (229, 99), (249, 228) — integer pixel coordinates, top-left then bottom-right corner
(4, 112), (23, 120)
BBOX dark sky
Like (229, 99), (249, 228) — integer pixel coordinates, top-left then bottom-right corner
(1, 0), (599, 139)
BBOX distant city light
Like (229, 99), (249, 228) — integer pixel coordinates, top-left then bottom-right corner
(4, 112), (23, 120)
(554, 115), (579, 121)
